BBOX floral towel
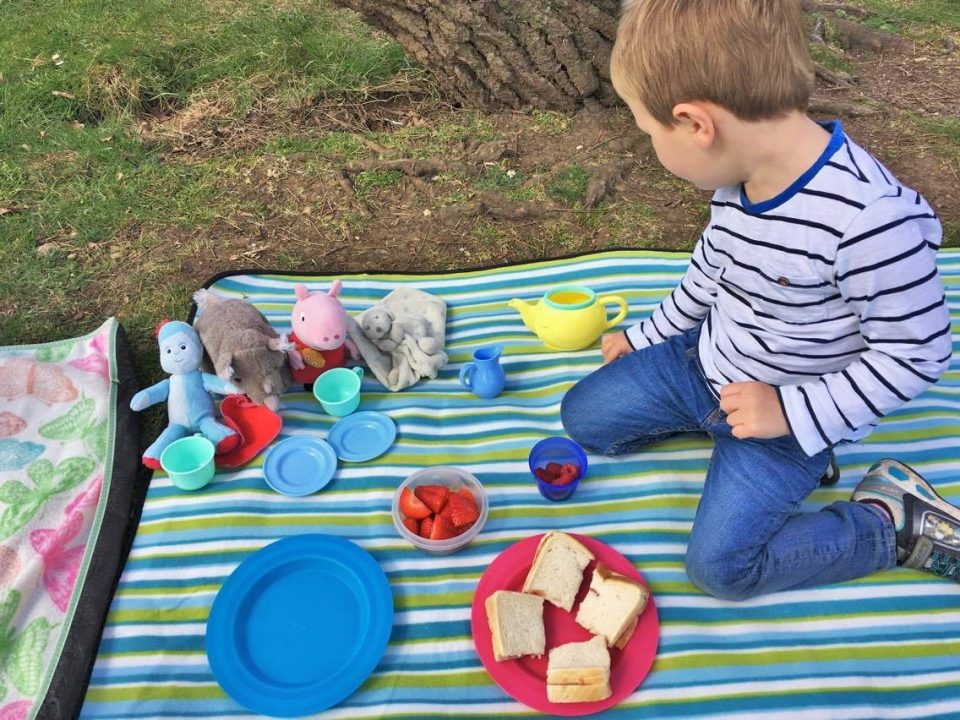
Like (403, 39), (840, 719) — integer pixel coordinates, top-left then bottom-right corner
(0, 320), (118, 720)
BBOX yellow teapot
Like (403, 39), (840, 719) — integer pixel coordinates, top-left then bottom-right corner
(508, 285), (629, 351)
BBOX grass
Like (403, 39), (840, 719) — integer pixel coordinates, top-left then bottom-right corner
(0, 0), (416, 355)
(546, 164), (590, 205)
(854, 0), (960, 32)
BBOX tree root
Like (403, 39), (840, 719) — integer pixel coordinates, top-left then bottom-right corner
(800, 1), (872, 20)
(437, 191), (547, 222)
(342, 158), (471, 178)
(829, 17), (906, 53)
(809, 96), (882, 117)
(583, 158), (635, 208)
(814, 62), (855, 87)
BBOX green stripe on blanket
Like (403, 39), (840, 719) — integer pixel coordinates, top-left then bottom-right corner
(83, 251), (960, 719)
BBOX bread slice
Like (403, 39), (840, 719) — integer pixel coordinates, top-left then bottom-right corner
(575, 564), (648, 647)
(613, 615), (639, 651)
(547, 682), (612, 703)
(521, 532), (595, 611)
(546, 635), (610, 686)
(485, 590), (545, 662)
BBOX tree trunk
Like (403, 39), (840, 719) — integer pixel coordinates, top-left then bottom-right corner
(332, 0), (621, 110)
(333, 1), (881, 111)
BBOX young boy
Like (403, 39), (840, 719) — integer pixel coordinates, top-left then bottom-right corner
(561, 0), (960, 599)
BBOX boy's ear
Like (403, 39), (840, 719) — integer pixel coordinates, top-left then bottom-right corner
(672, 102), (717, 149)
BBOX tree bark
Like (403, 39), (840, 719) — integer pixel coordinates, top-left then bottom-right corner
(333, 0), (881, 111)
(333, 0), (621, 110)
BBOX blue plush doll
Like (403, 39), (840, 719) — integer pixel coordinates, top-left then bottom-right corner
(132, 320), (241, 469)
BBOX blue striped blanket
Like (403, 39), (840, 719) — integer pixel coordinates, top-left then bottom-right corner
(83, 251), (960, 719)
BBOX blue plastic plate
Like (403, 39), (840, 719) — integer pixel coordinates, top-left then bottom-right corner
(206, 534), (394, 717)
(327, 411), (397, 463)
(262, 436), (336, 496)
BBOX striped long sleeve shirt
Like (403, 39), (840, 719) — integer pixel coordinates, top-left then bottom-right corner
(625, 121), (951, 457)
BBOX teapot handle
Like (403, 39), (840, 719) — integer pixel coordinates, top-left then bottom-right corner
(599, 296), (629, 330)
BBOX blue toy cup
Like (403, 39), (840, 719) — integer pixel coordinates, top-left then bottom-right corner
(313, 367), (364, 416)
(529, 436), (588, 501)
(160, 435), (216, 491)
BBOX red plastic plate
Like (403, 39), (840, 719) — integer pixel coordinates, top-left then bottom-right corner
(471, 533), (659, 716)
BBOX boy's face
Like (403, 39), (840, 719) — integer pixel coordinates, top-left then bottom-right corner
(623, 94), (738, 191)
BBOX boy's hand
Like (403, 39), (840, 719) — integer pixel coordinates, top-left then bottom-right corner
(602, 332), (632, 364)
(719, 382), (789, 439)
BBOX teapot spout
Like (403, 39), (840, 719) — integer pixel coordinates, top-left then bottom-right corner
(508, 298), (537, 332)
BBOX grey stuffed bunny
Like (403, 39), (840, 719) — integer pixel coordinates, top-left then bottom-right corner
(193, 290), (294, 411)
(360, 307), (439, 355)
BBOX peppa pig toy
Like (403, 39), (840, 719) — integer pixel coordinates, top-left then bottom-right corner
(289, 281), (359, 385)
(131, 321), (241, 469)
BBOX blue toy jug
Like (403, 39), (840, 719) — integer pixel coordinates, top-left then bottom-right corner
(459, 344), (505, 399)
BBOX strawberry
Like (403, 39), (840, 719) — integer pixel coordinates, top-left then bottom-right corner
(534, 467), (549, 482)
(555, 464), (579, 485)
(401, 516), (420, 534)
(546, 462), (562, 476)
(430, 514), (458, 541)
(414, 484), (450, 514)
(457, 487), (478, 508)
(441, 492), (481, 528)
(399, 487), (432, 520)
(419, 515), (435, 539)
(457, 519), (476, 533)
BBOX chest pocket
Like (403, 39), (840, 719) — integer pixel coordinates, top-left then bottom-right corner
(751, 262), (831, 322)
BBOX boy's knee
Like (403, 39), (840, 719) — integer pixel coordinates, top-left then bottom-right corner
(685, 545), (759, 602)
(561, 383), (620, 456)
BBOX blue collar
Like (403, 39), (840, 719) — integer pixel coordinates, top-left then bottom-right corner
(739, 120), (846, 214)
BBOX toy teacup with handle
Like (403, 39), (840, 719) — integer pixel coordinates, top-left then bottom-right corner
(508, 285), (629, 351)
(313, 367), (364, 416)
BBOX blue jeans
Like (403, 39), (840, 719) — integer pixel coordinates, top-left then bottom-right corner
(560, 326), (897, 600)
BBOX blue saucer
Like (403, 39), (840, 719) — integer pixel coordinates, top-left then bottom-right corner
(262, 436), (337, 496)
(206, 534), (393, 717)
(327, 411), (396, 463)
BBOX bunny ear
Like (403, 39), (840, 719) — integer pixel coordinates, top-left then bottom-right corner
(328, 280), (343, 298)
(294, 284), (310, 301)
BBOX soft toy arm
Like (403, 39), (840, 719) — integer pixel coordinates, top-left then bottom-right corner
(202, 372), (240, 396)
(130, 379), (170, 412)
(345, 338), (359, 359)
(287, 348), (305, 371)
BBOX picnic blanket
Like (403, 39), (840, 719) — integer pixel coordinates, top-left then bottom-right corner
(0, 319), (144, 720)
(83, 252), (960, 719)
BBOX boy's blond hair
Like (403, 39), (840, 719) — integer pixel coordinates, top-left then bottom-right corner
(611, 0), (814, 126)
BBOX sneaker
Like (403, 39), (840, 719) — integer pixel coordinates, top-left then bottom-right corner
(852, 458), (960, 579)
(819, 452), (840, 486)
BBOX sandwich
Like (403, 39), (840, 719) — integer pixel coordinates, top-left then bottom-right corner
(521, 531), (595, 611)
(546, 635), (612, 703)
(485, 590), (545, 662)
(575, 563), (648, 647)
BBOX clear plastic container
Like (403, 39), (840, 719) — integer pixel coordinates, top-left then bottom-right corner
(392, 467), (488, 555)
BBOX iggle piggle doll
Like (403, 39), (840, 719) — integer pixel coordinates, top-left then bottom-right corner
(288, 280), (358, 385)
(131, 320), (241, 468)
